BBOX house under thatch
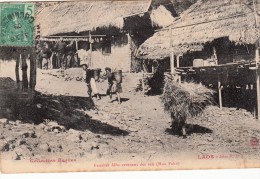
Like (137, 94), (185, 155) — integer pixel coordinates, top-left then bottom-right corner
(138, 0), (260, 118)
(137, 0), (260, 65)
(36, 0), (179, 72)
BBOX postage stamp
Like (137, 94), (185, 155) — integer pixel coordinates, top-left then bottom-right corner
(0, 3), (35, 47)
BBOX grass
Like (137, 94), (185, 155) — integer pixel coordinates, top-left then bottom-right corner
(161, 75), (215, 124)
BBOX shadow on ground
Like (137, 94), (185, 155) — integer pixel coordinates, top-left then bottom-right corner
(32, 93), (129, 136)
(0, 77), (129, 136)
(71, 117), (129, 136)
(111, 97), (129, 103)
(165, 123), (213, 137)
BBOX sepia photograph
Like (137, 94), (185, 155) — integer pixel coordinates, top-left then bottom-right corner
(0, 0), (260, 173)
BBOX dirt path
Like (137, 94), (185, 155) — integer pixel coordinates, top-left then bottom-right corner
(0, 69), (260, 166)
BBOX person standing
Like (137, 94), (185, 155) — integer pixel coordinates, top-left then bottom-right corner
(72, 53), (80, 67)
(47, 41), (54, 69)
(54, 37), (66, 69)
(41, 42), (51, 70)
(104, 67), (122, 104)
(50, 41), (57, 69)
(65, 41), (75, 68)
(82, 64), (101, 100)
(35, 41), (43, 69)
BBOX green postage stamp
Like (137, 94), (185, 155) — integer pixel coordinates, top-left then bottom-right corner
(0, 3), (35, 47)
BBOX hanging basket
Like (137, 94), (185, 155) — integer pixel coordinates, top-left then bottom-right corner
(93, 68), (101, 81)
(113, 70), (123, 83)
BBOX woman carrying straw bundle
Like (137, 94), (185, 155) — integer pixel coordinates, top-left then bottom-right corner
(161, 74), (214, 138)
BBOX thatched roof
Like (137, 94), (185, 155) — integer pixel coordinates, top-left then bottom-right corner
(138, 0), (260, 59)
(151, 0), (198, 14)
(150, 5), (175, 28)
(37, 1), (152, 36)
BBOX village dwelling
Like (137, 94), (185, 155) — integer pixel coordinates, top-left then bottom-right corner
(137, 0), (260, 117)
(137, 0), (260, 71)
(0, 0), (196, 107)
(36, 0), (178, 72)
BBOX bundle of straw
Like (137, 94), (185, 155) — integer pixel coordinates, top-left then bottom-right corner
(161, 76), (215, 124)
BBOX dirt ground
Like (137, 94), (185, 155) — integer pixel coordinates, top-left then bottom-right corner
(0, 68), (260, 168)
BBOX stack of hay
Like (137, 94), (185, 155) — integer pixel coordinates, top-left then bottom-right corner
(161, 75), (215, 136)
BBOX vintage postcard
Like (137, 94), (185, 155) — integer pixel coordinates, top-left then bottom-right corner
(0, 0), (260, 173)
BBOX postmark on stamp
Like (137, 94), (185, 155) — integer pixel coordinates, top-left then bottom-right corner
(0, 3), (35, 47)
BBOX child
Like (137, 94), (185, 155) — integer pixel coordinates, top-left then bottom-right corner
(104, 67), (122, 104)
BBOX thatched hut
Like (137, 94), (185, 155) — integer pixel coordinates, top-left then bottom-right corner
(137, 0), (260, 118)
(137, 0), (260, 70)
(36, 0), (178, 72)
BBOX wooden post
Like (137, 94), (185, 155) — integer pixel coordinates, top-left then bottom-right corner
(170, 51), (175, 73)
(89, 45), (93, 67)
(142, 59), (148, 73)
(142, 71), (145, 96)
(75, 41), (79, 67)
(89, 32), (93, 67)
(21, 53), (28, 91)
(170, 27), (175, 73)
(218, 76), (223, 110)
(177, 55), (180, 68)
(15, 54), (20, 83)
(29, 53), (33, 89)
(256, 47), (260, 119)
(30, 50), (37, 91)
(177, 55), (181, 83)
(75, 41), (78, 51)
(253, 0), (259, 27)
(213, 46), (218, 65)
(127, 33), (132, 72)
(253, 0), (260, 119)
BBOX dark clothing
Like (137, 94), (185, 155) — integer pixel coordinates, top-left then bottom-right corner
(72, 56), (80, 67)
(66, 42), (75, 55)
(85, 69), (94, 84)
(56, 52), (64, 68)
(41, 46), (51, 58)
(86, 83), (92, 96)
(107, 82), (122, 94)
(66, 55), (72, 68)
(54, 41), (66, 68)
(107, 73), (114, 84)
(106, 72), (122, 94)
(52, 53), (57, 69)
(36, 42), (43, 69)
(35, 43), (42, 55)
(65, 42), (75, 68)
(55, 41), (66, 53)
